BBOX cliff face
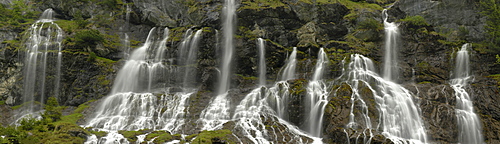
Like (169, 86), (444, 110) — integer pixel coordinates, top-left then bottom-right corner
(0, 0), (499, 143)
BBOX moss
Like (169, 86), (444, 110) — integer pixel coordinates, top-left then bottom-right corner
(40, 122), (88, 143)
(398, 15), (429, 28)
(66, 29), (105, 50)
(416, 61), (430, 69)
(185, 133), (198, 141)
(190, 129), (235, 144)
(334, 0), (383, 21)
(437, 39), (466, 48)
(144, 130), (174, 143)
(418, 81), (431, 84)
(239, 0), (287, 10)
(40, 133), (85, 143)
(238, 26), (257, 41)
(170, 26), (190, 42)
(0, 0), (39, 30)
(118, 130), (144, 142)
(290, 79), (307, 95)
(89, 130), (108, 138)
(11, 101), (41, 110)
(356, 18), (383, 31)
(487, 74), (500, 88)
(235, 74), (257, 80)
(56, 100), (93, 124)
(95, 56), (117, 65)
(334, 32), (377, 55)
(471, 42), (494, 54)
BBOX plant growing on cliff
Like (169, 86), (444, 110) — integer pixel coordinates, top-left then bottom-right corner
(398, 15), (429, 28)
(357, 18), (383, 31)
(0, 99), (90, 143)
(481, 0), (500, 53)
(68, 29), (105, 50)
(0, 0), (38, 30)
(42, 97), (63, 122)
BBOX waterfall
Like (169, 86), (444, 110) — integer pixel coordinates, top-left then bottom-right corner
(218, 0), (237, 94)
(231, 87), (322, 143)
(231, 47), (322, 142)
(451, 43), (483, 144)
(267, 81), (291, 120)
(382, 9), (399, 81)
(122, 4), (131, 59)
(198, 0), (237, 130)
(263, 48), (299, 121)
(20, 8), (63, 113)
(281, 47), (297, 81)
(85, 28), (200, 143)
(257, 38), (266, 86)
(341, 54), (428, 143)
(109, 28), (172, 94)
(304, 48), (329, 137)
(263, 47), (299, 121)
(182, 30), (202, 89)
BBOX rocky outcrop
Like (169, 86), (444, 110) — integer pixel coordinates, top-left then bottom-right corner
(1, 0), (500, 143)
(396, 0), (486, 42)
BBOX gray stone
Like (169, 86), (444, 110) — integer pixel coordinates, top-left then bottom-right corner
(5, 96), (14, 105)
(396, 0), (486, 42)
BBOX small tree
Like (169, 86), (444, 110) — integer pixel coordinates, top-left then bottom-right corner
(481, 0), (500, 53)
(42, 97), (62, 122)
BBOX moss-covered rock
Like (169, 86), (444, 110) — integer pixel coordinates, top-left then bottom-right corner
(189, 129), (237, 144)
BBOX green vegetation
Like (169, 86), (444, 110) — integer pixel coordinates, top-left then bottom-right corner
(145, 131), (177, 143)
(0, 97), (90, 143)
(290, 79), (307, 95)
(240, 0), (287, 10)
(189, 129), (235, 144)
(487, 74), (500, 88)
(357, 18), (383, 31)
(42, 97), (63, 122)
(71, 29), (106, 50)
(480, 0), (500, 53)
(0, 0), (39, 30)
(398, 15), (429, 27)
(235, 74), (258, 81)
(338, 0), (383, 21)
(119, 130), (144, 143)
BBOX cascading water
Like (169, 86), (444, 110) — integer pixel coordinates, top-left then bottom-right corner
(257, 38), (266, 86)
(265, 47), (298, 120)
(182, 30), (202, 89)
(230, 47), (321, 143)
(451, 43), (483, 144)
(20, 8), (63, 114)
(382, 9), (399, 81)
(231, 86), (322, 143)
(281, 47), (297, 81)
(198, 0), (237, 130)
(85, 27), (202, 143)
(218, 0), (236, 94)
(340, 54), (428, 143)
(304, 48), (329, 137)
(121, 4), (131, 59)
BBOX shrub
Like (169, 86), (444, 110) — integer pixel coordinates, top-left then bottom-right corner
(42, 97), (63, 122)
(357, 18), (383, 31)
(73, 29), (105, 49)
(481, 0), (500, 53)
(399, 15), (429, 27)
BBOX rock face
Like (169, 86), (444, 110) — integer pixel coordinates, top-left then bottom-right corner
(0, 0), (499, 143)
(397, 0), (485, 42)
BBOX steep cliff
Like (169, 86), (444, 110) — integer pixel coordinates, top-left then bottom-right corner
(0, 0), (499, 143)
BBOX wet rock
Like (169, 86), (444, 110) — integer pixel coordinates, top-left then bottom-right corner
(297, 22), (318, 48)
(395, 0), (486, 42)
